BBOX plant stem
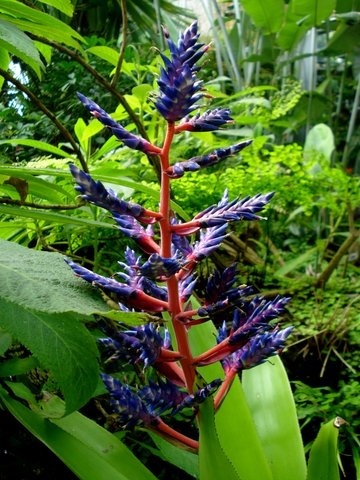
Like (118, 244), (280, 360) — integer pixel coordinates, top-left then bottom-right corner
(159, 123), (196, 392)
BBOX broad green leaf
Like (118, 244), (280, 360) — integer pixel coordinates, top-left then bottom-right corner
(0, 328), (12, 355)
(0, 299), (99, 414)
(288, 0), (336, 27)
(148, 432), (199, 478)
(188, 320), (272, 480)
(36, 0), (74, 17)
(0, 386), (157, 480)
(86, 46), (120, 66)
(304, 123), (335, 162)
(241, 0), (285, 34)
(0, 19), (43, 77)
(243, 356), (307, 480)
(0, 356), (39, 377)
(0, 239), (109, 315)
(0, 138), (71, 158)
(199, 398), (240, 480)
(307, 418), (344, 480)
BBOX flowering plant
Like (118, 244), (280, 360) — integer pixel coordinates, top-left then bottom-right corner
(59, 22), (345, 480)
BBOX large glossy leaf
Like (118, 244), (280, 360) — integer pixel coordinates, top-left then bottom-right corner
(199, 398), (240, 480)
(188, 321), (272, 480)
(242, 356), (307, 480)
(87, 46), (119, 66)
(0, 299), (99, 414)
(0, 239), (109, 314)
(0, 18), (43, 77)
(0, 386), (157, 480)
(241, 0), (285, 34)
(287, 0), (336, 26)
(307, 418), (343, 480)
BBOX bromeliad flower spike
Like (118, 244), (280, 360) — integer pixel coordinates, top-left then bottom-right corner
(67, 22), (292, 453)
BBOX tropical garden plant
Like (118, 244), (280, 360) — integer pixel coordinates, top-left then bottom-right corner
(0, 18), (350, 480)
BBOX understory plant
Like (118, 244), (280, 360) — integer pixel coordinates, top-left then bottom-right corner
(0, 21), (346, 480)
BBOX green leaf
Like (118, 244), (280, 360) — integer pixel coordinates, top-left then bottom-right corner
(0, 0), (83, 50)
(287, 0), (336, 27)
(97, 310), (160, 325)
(199, 398), (240, 480)
(36, 0), (74, 17)
(132, 84), (153, 104)
(241, 0), (285, 34)
(0, 328), (12, 355)
(307, 418), (344, 480)
(0, 356), (39, 377)
(304, 123), (335, 162)
(0, 299), (99, 414)
(86, 46), (120, 66)
(0, 19), (43, 77)
(0, 239), (109, 315)
(188, 320), (272, 480)
(0, 204), (117, 229)
(0, 46), (9, 88)
(0, 386), (157, 480)
(148, 432), (199, 478)
(0, 139), (71, 158)
(243, 356), (307, 480)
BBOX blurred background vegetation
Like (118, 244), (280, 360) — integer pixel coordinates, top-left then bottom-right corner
(0, 0), (359, 478)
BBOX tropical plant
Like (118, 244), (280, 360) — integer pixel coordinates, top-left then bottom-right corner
(0, 21), (347, 480)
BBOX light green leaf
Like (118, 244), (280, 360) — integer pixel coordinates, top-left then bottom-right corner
(0, 299), (99, 414)
(0, 138), (71, 157)
(36, 0), (74, 17)
(97, 310), (159, 325)
(243, 356), (307, 480)
(307, 418), (344, 480)
(0, 386), (157, 480)
(132, 84), (153, 104)
(148, 432), (199, 478)
(0, 239), (109, 314)
(188, 320), (272, 480)
(199, 398), (240, 480)
(304, 123), (335, 162)
(0, 46), (9, 88)
(241, 0), (285, 34)
(288, 0), (336, 27)
(86, 46), (120, 66)
(0, 19), (43, 77)
(0, 0), (83, 50)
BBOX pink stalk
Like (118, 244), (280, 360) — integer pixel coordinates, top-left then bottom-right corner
(213, 368), (237, 411)
(159, 122), (196, 393)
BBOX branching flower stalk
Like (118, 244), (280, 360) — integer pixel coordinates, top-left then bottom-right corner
(67, 22), (292, 453)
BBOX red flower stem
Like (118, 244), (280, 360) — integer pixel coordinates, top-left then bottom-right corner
(213, 368), (237, 411)
(153, 419), (199, 452)
(159, 122), (196, 393)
